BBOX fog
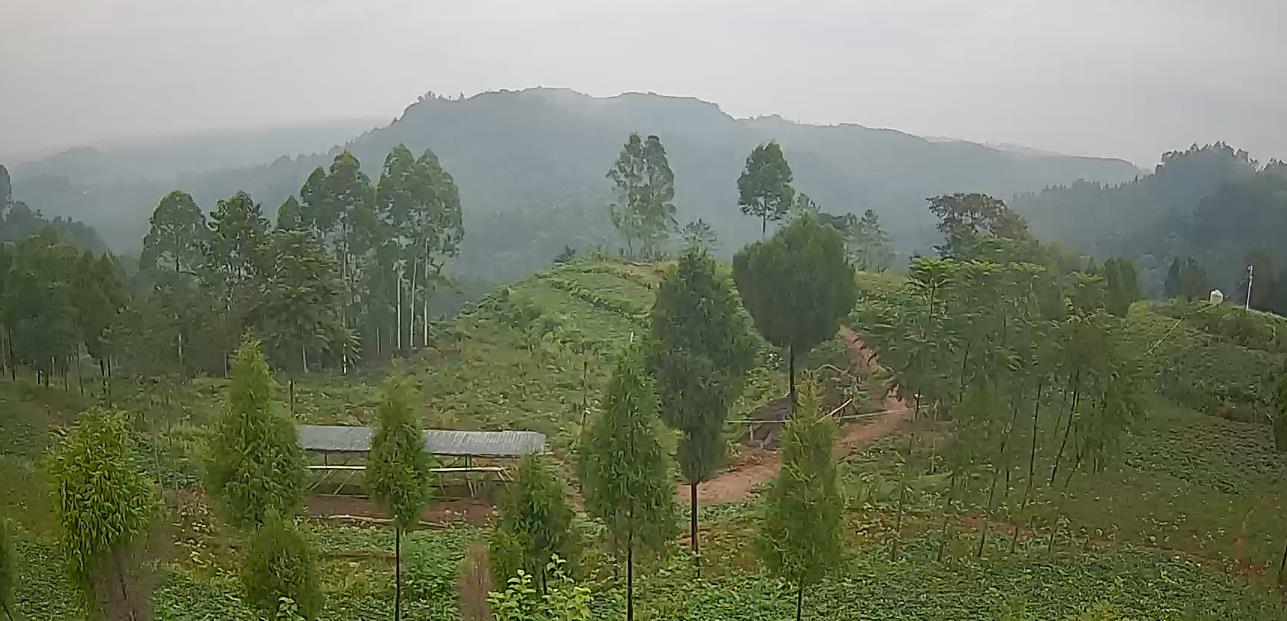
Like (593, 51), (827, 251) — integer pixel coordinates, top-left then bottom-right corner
(3, 0), (1286, 166)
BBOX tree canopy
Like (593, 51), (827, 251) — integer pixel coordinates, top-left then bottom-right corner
(737, 141), (795, 236)
(733, 212), (857, 409)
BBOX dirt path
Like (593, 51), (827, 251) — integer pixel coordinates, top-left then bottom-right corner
(681, 326), (911, 507)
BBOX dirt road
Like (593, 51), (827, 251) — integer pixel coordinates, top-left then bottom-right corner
(679, 326), (911, 507)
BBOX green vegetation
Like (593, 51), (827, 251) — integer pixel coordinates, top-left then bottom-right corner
(758, 383), (842, 621)
(734, 211), (857, 410)
(47, 409), (156, 619)
(607, 133), (677, 259)
(365, 376), (434, 620)
(646, 246), (756, 563)
(4, 114), (1287, 621)
(579, 345), (678, 621)
(205, 338), (307, 530)
(488, 456), (580, 590)
(737, 141), (796, 236)
(242, 514), (323, 620)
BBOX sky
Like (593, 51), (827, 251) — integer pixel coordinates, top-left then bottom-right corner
(3, 0), (1286, 168)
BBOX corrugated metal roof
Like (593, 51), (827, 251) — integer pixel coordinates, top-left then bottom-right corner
(296, 425), (545, 457)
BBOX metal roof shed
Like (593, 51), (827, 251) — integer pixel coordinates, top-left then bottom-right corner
(296, 425), (546, 458)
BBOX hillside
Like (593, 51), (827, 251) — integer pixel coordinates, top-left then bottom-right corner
(3, 261), (1286, 618)
(1013, 143), (1287, 300)
(7, 88), (1138, 280)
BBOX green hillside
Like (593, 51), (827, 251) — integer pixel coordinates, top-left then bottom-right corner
(2, 259), (1285, 619)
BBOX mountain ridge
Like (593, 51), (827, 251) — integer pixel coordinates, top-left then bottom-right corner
(7, 88), (1140, 280)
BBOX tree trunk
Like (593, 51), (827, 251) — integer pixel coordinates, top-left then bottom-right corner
(795, 580), (804, 621)
(422, 259), (431, 348)
(409, 258), (419, 349)
(788, 343), (797, 415)
(690, 481), (700, 574)
(177, 329), (184, 375)
(1050, 372), (1081, 485)
(395, 526), (403, 621)
(626, 526), (634, 621)
(762, 213), (768, 238)
(1277, 538), (1287, 586)
(395, 264), (403, 352)
(892, 431), (915, 559)
(289, 379), (295, 416)
(937, 471), (956, 562)
(301, 343), (308, 374)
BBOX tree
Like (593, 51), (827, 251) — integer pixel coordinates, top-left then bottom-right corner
(1178, 258), (1212, 300)
(318, 151), (376, 371)
(738, 141), (795, 235)
(242, 513), (322, 621)
(2, 234), (79, 386)
(757, 383), (842, 621)
(74, 252), (128, 386)
(645, 246), (756, 565)
(365, 376), (433, 620)
(927, 193), (1030, 258)
(203, 191), (271, 372)
(733, 212), (857, 411)
(1164, 258), (1183, 299)
(680, 219), (718, 251)
(851, 209), (894, 271)
(141, 190), (207, 276)
(410, 149), (465, 348)
(1101, 257), (1140, 316)
(579, 345), (677, 621)
(0, 518), (14, 621)
(489, 455), (581, 591)
(47, 409), (156, 620)
(607, 133), (677, 258)
(205, 337), (306, 530)
(276, 196), (306, 231)
(261, 228), (340, 373)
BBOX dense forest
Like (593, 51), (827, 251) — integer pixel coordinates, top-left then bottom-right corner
(1015, 143), (1287, 312)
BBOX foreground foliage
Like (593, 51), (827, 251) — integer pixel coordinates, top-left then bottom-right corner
(47, 409), (156, 619)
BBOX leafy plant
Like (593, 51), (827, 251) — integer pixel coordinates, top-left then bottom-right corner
(242, 513), (322, 620)
(46, 408), (156, 618)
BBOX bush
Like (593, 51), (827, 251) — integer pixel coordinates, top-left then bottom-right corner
(1275, 376), (1287, 452)
(242, 514), (322, 620)
(487, 556), (591, 621)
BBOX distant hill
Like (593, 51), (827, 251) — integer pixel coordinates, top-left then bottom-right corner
(7, 88), (1139, 280)
(1012, 143), (1287, 300)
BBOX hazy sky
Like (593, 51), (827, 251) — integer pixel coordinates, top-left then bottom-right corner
(4, 0), (1286, 167)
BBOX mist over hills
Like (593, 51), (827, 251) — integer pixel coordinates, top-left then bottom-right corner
(6, 88), (1139, 280)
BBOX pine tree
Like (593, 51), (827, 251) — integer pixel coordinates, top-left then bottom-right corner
(757, 383), (843, 621)
(645, 246), (755, 567)
(365, 376), (433, 620)
(205, 337), (306, 530)
(733, 212), (857, 411)
(579, 345), (677, 621)
(489, 454), (581, 591)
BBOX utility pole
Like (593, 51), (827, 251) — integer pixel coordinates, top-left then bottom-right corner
(1246, 264), (1255, 311)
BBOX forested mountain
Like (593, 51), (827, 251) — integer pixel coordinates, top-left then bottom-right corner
(1013, 143), (1287, 304)
(0, 165), (105, 251)
(7, 88), (1137, 281)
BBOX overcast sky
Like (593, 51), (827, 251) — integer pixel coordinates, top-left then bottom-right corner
(3, 0), (1286, 167)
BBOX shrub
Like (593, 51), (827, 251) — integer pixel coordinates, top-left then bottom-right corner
(242, 514), (322, 620)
